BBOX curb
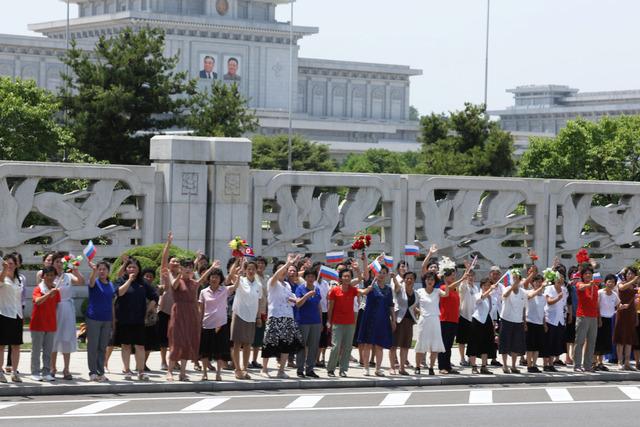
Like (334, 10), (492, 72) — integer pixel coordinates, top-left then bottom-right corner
(2, 371), (639, 397)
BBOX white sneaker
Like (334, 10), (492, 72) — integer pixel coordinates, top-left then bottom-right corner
(89, 374), (98, 382)
(31, 374), (42, 382)
(364, 368), (371, 376)
(43, 374), (55, 382)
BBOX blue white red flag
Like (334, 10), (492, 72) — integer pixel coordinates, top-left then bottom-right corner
(326, 251), (345, 264)
(369, 259), (382, 275)
(83, 240), (97, 261)
(383, 255), (394, 269)
(319, 265), (339, 281)
(404, 245), (419, 256)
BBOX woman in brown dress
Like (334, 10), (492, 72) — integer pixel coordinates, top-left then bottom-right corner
(165, 260), (201, 381)
(613, 267), (639, 370)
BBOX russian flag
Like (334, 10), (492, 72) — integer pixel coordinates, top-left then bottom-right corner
(616, 271), (625, 283)
(501, 270), (514, 287)
(383, 255), (394, 269)
(404, 244), (419, 256)
(326, 251), (345, 264)
(369, 259), (382, 275)
(592, 272), (603, 285)
(83, 240), (97, 261)
(319, 265), (339, 281)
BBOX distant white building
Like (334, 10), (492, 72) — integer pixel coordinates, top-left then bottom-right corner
(0, 0), (423, 156)
(490, 85), (640, 154)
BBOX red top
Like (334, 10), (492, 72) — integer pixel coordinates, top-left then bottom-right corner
(30, 286), (61, 332)
(576, 283), (599, 318)
(439, 284), (460, 323)
(328, 286), (359, 324)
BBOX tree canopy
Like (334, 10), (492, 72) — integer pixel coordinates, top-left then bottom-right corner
(186, 81), (258, 137)
(60, 27), (197, 165)
(340, 149), (418, 174)
(518, 116), (640, 181)
(0, 77), (73, 161)
(251, 134), (336, 171)
(417, 103), (515, 177)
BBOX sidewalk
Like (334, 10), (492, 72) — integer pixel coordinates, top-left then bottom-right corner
(2, 347), (639, 397)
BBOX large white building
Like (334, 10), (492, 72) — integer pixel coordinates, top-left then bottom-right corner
(490, 84), (640, 154)
(0, 0), (423, 156)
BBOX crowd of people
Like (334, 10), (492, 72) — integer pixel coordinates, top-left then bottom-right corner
(1, 236), (639, 384)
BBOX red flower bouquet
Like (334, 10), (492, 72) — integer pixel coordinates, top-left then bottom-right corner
(576, 249), (590, 264)
(228, 236), (248, 258)
(351, 233), (372, 251)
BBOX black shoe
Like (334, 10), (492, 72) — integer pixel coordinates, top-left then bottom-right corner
(553, 360), (566, 366)
(339, 371), (347, 378)
(315, 361), (326, 368)
(490, 360), (503, 367)
(297, 371), (306, 378)
(249, 361), (263, 369)
(305, 371), (320, 378)
(428, 368), (435, 376)
(527, 366), (541, 373)
(327, 371), (336, 377)
(543, 366), (553, 372)
(549, 366), (558, 372)
(449, 369), (461, 375)
(414, 367), (421, 375)
(144, 365), (151, 372)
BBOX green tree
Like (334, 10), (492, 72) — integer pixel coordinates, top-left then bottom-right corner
(417, 103), (515, 177)
(0, 77), (73, 161)
(187, 81), (258, 137)
(251, 134), (336, 171)
(518, 116), (640, 181)
(60, 27), (197, 165)
(409, 105), (420, 121)
(340, 149), (417, 174)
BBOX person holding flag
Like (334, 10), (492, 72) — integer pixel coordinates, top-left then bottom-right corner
(573, 265), (599, 372)
(357, 258), (395, 377)
(86, 259), (116, 382)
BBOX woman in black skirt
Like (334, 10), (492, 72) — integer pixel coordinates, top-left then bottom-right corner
(542, 272), (568, 372)
(467, 278), (496, 375)
(595, 275), (620, 370)
(199, 268), (232, 381)
(0, 254), (25, 383)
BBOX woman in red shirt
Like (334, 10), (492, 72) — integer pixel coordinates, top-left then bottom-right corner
(573, 266), (599, 372)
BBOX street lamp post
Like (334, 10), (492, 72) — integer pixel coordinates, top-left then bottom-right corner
(287, 1), (294, 171)
(483, 0), (490, 109)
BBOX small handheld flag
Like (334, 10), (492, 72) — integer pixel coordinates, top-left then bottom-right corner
(326, 251), (345, 264)
(501, 270), (514, 287)
(469, 255), (478, 270)
(244, 246), (256, 259)
(404, 245), (419, 256)
(369, 259), (382, 275)
(83, 241), (97, 261)
(383, 255), (394, 269)
(592, 272), (603, 285)
(319, 265), (339, 281)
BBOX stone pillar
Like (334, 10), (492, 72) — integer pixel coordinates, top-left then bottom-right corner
(207, 137), (252, 260)
(150, 135), (211, 252)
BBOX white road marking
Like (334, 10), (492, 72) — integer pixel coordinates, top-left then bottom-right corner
(468, 390), (492, 404)
(181, 397), (230, 411)
(2, 399), (639, 420)
(379, 392), (411, 406)
(64, 400), (128, 415)
(619, 386), (640, 400)
(286, 395), (324, 408)
(546, 388), (573, 402)
(0, 403), (17, 410)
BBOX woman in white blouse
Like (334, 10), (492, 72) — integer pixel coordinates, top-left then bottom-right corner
(467, 278), (497, 374)
(542, 272), (568, 372)
(0, 254), (25, 383)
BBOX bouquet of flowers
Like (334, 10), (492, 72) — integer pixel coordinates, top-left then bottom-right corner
(543, 267), (560, 283)
(528, 249), (539, 261)
(351, 233), (372, 251)
(228, 236), (248, 258)
(438, 256), (456, 277)
(576, 249), (590, 264)
(62, 255), (83, 273)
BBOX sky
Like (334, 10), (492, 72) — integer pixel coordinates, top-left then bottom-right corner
(3, 0), (640, 116)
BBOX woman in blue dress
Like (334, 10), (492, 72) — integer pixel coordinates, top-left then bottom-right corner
(357, 263), (395, 376)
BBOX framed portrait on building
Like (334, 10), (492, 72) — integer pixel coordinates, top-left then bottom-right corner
(198, 54), (219, 80)
(222, 55), (242, 82)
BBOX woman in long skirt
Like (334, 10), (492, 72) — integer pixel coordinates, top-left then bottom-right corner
(51, 252), (85, 380)
(613, 267), (638, 370)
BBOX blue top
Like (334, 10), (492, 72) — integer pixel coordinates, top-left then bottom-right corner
(87, 279), (116, 321)
(357, 283), (394, 348)
(114, 277), (158, 325)
(294, 284), (322, 325)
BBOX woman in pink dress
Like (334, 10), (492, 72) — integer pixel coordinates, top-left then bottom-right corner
(164, 260), (201, 381)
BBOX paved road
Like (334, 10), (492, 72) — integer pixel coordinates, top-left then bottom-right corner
(1, 382), (640, 426)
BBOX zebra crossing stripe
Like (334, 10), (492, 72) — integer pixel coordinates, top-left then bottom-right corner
(181, 398), (230, 411)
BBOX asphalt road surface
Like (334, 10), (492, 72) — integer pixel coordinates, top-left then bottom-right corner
(1, 382), (639, 426)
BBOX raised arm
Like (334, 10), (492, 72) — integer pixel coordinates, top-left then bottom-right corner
(618, 276), (639, 292)
(294, 288), (317, 307)
(270, 254), (301, 287)
(546, 291), (564, 306)
(69, 267), (85, 286)
(34, 288), (59, 305)
(196, 259), (221, 285)
(88, 261), (98, 288)
(160, 231), (173, 271)
(117, 273), (136, 296)
(421, 244), (438, 276)
(116, 253), (129, 279)
(528, 285), (545, 300)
